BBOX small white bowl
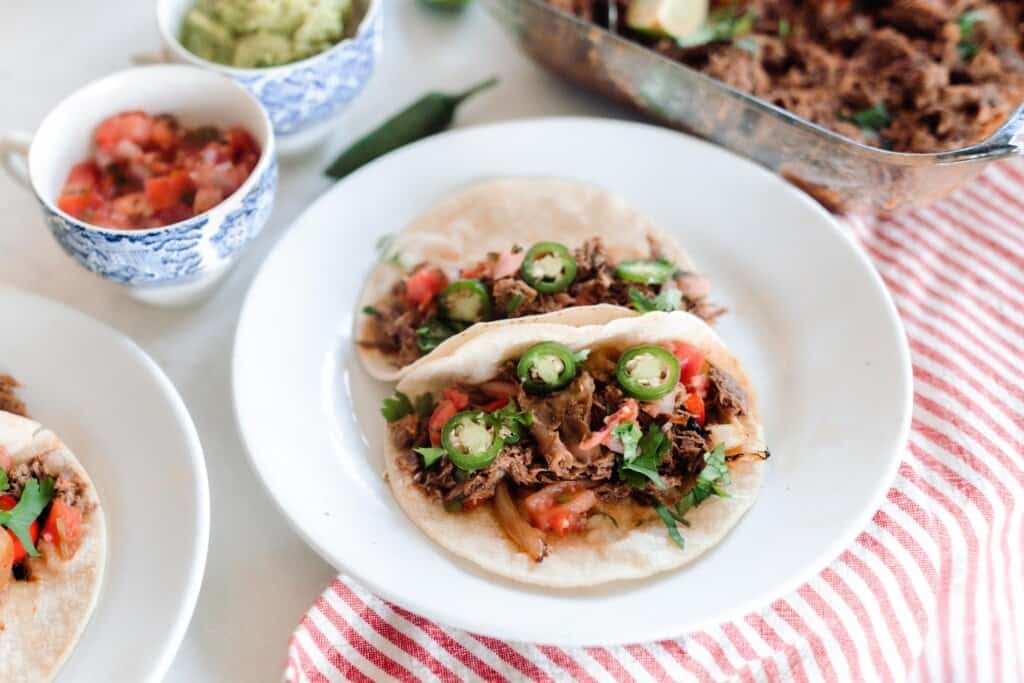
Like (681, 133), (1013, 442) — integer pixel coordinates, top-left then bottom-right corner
(0, 64), (277, 307)
(157, 0), (381, 152)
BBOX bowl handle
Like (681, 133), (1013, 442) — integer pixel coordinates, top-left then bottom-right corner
(0, 131), (32, 191)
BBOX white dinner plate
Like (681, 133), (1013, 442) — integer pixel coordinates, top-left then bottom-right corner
(233, 118), (912, 645)
(0, 287), (209, 680)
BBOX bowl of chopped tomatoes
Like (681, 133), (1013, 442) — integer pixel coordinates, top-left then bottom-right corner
(0, 64), (276, 306)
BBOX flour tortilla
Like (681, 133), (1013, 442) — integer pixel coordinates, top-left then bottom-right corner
(385, 311), (766, 587)
(357, 177), (700, 381)
(0, 411), (106, 683)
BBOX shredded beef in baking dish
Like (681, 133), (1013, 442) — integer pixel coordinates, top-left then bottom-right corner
(548, 0), (1024, 153)
(0, 375), (27, 417)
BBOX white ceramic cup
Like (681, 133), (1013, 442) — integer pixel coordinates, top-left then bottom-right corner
(0, 64), (277, 307)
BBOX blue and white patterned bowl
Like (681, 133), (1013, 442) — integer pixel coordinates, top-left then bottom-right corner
(158, 0), (381, 144)
(0, 65), (276, 306)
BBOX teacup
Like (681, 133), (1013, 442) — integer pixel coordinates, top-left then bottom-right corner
(156, 0), (381, 152)
(0, 65), (277, 307)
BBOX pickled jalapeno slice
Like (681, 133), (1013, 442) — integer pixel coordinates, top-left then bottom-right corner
(441, 411), (504, 471)
(615, 258), (675, 284)
(520, 242), (577, 293)
(615, 345), (681, 400)
(439, 279), (492, 323)
(517, 342), (578, 394)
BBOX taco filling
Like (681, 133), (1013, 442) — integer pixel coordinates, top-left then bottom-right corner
(384, 337), (766, 561)
(361, 237), (723, 369)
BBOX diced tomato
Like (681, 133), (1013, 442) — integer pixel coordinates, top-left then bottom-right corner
(226, 127), (259, 159)
(662, 340), (706, 385)
(460, 262), (488, 279)
(145, 171), (194, 211)
(684, 392), (705, 425)
(482, 397), (509, 412)
(193, 186), (224, 214)
(56, 191), (102, 219)
(152, 204), (195, 226)
(151, 117), (178, 150)
(0, 495), (38, 565)
(524, 483), (598, 536)
(94, 111), (153, 151)
(41, 499), (82, 561)
(63, 162), (100, 194)
(442, 388), (469, 410)
(579, 398), (640, 449)
(428, 400), (459, 447)
(404, 266), (448, 308)
(112, 192), (153, 219)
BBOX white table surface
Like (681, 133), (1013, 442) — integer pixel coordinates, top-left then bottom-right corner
(1, 2), (628, 680)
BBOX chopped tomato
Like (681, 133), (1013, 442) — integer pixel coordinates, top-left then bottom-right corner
(0, 495), (38, 565)
(94, 111), (153, 151)
(112, 192), (153, 219)
(482, 397), (509, 412)
(226, 127), (259, 160)
(661, 340), (705, 385)
(579, 398), (640, 449)
(442, 388), (469, 410)
(64, 162), (100, 194)
(56, 191), (102, 219)
(144, 171), (194, 211)
(193, 186), (224, 214)
(460, 262), (488, 279)
(41, 499), (82, 561)
(428, 400), (459, 447)
(684, 392), (705, 425)
(404, 266), (448, 308)
(492, 249), (526, 280)
(151, 116), (178, 150)
(524, 483), (598, 536)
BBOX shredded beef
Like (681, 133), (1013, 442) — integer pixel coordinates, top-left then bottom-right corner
(7, 455), (89, 510)
(549, 0), (1024, 153)
(0, 375), (26, 417)
(706, 366), (749, 422)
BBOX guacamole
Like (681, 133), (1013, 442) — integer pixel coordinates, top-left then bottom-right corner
(180, 0), (355, 68)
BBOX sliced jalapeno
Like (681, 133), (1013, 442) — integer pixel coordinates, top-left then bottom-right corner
(439, 279), (492, 323)
(615, 345), (681, 400)
(615, 258), (675, 284)
(517, 341), (577, 394)
(520, 242), (577, 293)
(441, 411), (504, 471)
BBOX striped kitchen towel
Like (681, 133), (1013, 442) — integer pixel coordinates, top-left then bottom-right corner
(285, 158), (1024, 682)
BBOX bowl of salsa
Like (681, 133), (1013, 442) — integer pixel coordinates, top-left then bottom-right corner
(0, 65), (276, 306)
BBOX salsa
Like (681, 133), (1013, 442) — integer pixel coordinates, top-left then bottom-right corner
(56, 111), (261, 230)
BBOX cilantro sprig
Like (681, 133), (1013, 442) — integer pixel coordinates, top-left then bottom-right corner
(414, 447), (445, 468)
(678, 7), (755, 49)
(655, 444), (732, 550)
(957, 10), (985, 60)
(0, 478), (55, 558)
(617, 423), (668, 489)
(0, 468), (7, 492)
(849, 103), (892, 135)
(629, 287), (683, 313)
(416, 318), (456, 354)
(380, 391), (435, 422)
(493, 401), (533, 444)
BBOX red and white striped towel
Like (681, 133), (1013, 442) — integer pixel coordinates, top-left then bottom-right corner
(285, 159), (1024, 682)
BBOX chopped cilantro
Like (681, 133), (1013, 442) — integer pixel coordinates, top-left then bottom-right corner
(362, 306), (381, 316)
(374, 234), (394, 251)
(492, 401), (533, 444)
(380, 391), (414, 422)
(629, 287), (683, 313)
(613, 422), (642, 462)
(505, 293), (524, 315)
(654, 502), (685, 550)
(0, 468), (6, 492)
(592, 511), (619, 528)
(413, 393), (436, 418)
(416, 318), (456, 354)
(778, 18), (791, 38)
(444, 498), (463, 512)
(674, 444), (732, 518)
(733, 37), (759, 53)
(849, 103), (891, 134)
(0, 478), (54, 558)
(957, 10), (985, 60)
(414, 446), (446, 468)
(678, 7), (755, 48)
(618, 423), (668, 489)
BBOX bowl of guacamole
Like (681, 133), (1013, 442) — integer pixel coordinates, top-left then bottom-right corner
(158, 0), (380, 138)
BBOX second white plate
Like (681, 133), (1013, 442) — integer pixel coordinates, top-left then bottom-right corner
(233, 118), (912, 645)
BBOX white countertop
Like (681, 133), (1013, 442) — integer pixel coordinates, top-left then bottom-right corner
(0, 2), (628, 680)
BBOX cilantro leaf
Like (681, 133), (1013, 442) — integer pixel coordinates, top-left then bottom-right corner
(778, 18), (791, 38)
(416, 319), (456, 354)
(628, 287), (683, 313)
(505, 293), (524, 315)
(678, 8), (755, 48)
(413, 393), (436, 418)
(380, 391), (414, 422)
(0, 478), (54, 558)
(849, 103), (891, 134)
(674, 444), (732, 517)
(0, 468), (6, 492)
(362, 306), (381, 316)
(619, 423), (669, 489)
(613, 422), (642, 462)
(414, 447), (445, 468)
(957, 10), (985, 59)
(493, 401), (533, 444)
(654, 502), (685, 550)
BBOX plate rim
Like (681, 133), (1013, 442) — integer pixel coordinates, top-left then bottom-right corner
(0, 285), (211, 679)
(232, 116), (914, 645)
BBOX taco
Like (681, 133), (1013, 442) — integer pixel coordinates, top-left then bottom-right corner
(382, 311), (767, 587)
(357, 177), (723, 380)
(0, 411), (106, 683)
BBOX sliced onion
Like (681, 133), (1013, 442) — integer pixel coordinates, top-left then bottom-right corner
(494, 482), (547, 562)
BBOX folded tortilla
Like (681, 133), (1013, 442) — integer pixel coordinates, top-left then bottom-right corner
(357, 177), (700, 381)
(0, 412), (106, 683)
(385, 312), (765, 587)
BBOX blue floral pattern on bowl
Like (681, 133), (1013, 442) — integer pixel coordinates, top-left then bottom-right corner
(234, 9), (381, 136)
(44, 160), (277, 287)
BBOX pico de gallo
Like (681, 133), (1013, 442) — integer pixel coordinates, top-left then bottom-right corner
(56, 111), (260, 230)
(384, 335), (768, 561)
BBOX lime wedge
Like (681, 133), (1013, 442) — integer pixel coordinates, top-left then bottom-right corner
(626, 0), (709, 41)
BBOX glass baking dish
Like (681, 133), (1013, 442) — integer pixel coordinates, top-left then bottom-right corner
(484, 0), (1024, 214)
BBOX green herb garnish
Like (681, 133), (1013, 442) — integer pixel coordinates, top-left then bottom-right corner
(849, 103), (891, 135)
(0, 468), (7, 492)
(654, 502), (685, 550)
(778, 18), (791, 38)
(957, 10), (985, 60)
(675, 444), (732, 518)
(380, 391), (415, 422)
(362, 306), (381, 316)
(505, 293), (524, 315)
(413, 393), (436, 418)
(592, 511), (620, 528)
(416, 318), (456, 354)
(618, 423), (669, 489)
(0, 478), (54, 558)
(678, 7), (755, 48)
(629, 287), (683, 313)
(572, 348), (591, 364)
(414, 447), (446, 468)
(444, 498), (464, 512)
